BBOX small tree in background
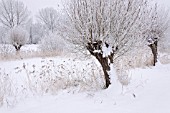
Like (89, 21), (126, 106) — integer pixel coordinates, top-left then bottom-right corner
(37, 7), (59, 33)
(8, 26), (29, 51)
(25, 19), (45, 44)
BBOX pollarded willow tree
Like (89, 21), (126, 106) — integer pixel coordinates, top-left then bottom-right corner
(8, 26), (29, 51)
(0, 0), (30, 29)
(61, 0), (160, 88)
(61, 0), (170, 88)
(141, 4), (169, 66)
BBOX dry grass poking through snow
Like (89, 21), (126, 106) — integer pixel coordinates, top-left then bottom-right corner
(0, 58), (105, 107)
(21, 59), (104, 94)
(0, 44), (65, 61)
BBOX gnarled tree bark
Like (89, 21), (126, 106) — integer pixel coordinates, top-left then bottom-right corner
(148, 40), (158, 66)
(14, 44), (22, 51)
(87, 40), (114, 89)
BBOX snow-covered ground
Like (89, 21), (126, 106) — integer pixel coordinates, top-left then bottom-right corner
(0, 55), (170, 113)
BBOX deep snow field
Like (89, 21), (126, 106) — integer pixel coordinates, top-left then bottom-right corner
(0, 50), (170, 113)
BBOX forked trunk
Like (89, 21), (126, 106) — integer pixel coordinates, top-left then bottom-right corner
(148, 41), (158, 66)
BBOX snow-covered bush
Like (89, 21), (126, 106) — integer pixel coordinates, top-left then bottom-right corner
(7, 26), (29, 51)
(39, 32), (67, 54)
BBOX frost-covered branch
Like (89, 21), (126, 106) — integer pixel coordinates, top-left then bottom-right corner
(0, 0), (30, 28)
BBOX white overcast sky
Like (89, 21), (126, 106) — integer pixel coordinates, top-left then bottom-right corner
(19, 0), (63, 17)
(155, 0), (170, 7)
(19, 0), (170, 19)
